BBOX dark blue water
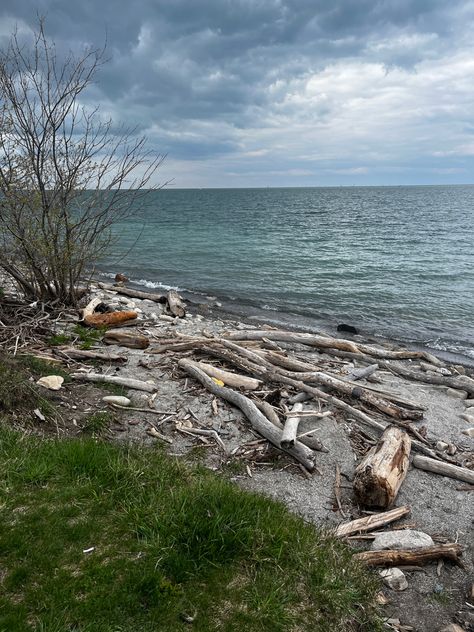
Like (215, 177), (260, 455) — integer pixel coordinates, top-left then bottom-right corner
(101, 186), (474, 359)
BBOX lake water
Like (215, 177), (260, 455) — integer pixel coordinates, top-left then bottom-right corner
(100, 185), (474, 360)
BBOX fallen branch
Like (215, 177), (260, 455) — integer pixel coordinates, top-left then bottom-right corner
(280, 403), (304, 449)
(412, 455), (474, 485)
(178, 358), (316, 471)
(97, 282), (167, 303)
(53, 347), (128, 363)
(103, 331), (150, 349)
(335, 506), (411, 538)
(71, 372), (156, 393)
(354, 543), (463, 567)
(187, 359), (261, 390)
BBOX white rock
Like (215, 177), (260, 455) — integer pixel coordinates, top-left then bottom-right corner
(462, 428), (474, 438)
(118, 297), (129, 304)
(439, 625), (465, 632)
(379, 568), (408, 591)
(446, 388), (468, 399)
(371, 530), (434, 551)
(102, 396), (131, 407)
(436, 441), (449, 452)
(461, 414), (474, 424)
(464, 399), (474, 407)
(36, 375), (64, 390)
(464, 407), (474, 416)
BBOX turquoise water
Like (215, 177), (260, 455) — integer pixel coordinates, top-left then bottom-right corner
(101, 185), (474, 359)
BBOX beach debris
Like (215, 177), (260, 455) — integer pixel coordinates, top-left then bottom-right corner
(335, 506), (411, 538)
(71, 372), (156, 393)
(379, 568), (408, 591)
(446, 388), (468, 399)
(36, 375), (64, 390)
(370, 530), (434, 551)
(103, 331), (150, 349)
(436, 440), (449, 452)
(83, 310), (138, 329)
(353, 426), (411, 508)
(354, 543), (463, 567)
(166, 290), (186, 318)
(53, 347), (128, 362)
(280, 402), (304, 449)
(461, 427), (474, 438)
(102, 395), (132, 407)
(185, 359), (261, 390)
(412, 455), (474, 485)
(33, 408), (46, 421)
(147, 426), (173, 443)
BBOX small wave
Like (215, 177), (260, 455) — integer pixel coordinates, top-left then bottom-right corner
(136, 278), (182, 292)
(261, 304), (278, 311)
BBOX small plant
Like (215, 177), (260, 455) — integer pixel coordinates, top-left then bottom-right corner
(73, 324), (104, 350)
(47, 333), (71, 346)
(82, 411), (113, 436)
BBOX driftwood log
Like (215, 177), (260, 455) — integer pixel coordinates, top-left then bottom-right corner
(412, 455), (474, 485)
(280, 403), (304, 449)
(71, 372), (156, 393)
(53, 348), (127, 363)
(335, 505), (411, 537)
(97, 282), (167, 303)
(103, 331), (150, 349)
(353, 426), (411, 508)
(354, 543), (463, 567)
(178, 358), (316, 471)
(185, 359), (261, 390)
(166, 290), (186, 318)
(84, 311), (138, 329)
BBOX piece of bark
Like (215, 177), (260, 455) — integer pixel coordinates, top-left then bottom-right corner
(335, 505), (411, 538)
(84, 311), (137, 329)
(166, 290), (186, 318)
(353, 426), (411, 508)
(103, 331), (150, 349)
(186, 359), (261, 390)
(71, 372), (156, 393)
(412, 455), (474, 485)
(53, 347), (127, 363)
(354, 543), (463, 567)
(280, 403), (304, 448)
(97, 282), (167, 303)
(178, 358), (316, 471)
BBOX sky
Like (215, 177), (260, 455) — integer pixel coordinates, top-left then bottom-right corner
(1, 1), (474, 188)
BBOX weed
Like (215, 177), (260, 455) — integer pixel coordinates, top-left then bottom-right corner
(72, 325), (105, 350)
(82, 411), (113, 436)
(47, 333), (71, 346)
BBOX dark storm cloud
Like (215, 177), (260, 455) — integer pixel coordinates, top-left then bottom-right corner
(1, 1), (473, 185)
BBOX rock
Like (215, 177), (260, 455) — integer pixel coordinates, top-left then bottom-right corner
(379, 568), (408, 591)
(447, 443), (457, 455)
(464, 407), (474, 416)
(102, 396), (131, 407)
(461, 428), (474, 438)
(115, 273), (129, 283)
(371, 529), (434, 551)
(461, 414), (474, 424)
(439, 625), (465, 632)
(36, 375), (64, 390)
(436, 441), (449, 452)
(337, 323), (359, 335)
(464, 399), (474, 407)
(446, 388), (468, 399)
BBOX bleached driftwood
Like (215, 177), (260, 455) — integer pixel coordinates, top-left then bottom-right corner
(178, 358), (316, 471)
(186, 359), (261, 390)
(54, 348), (127, 363)
(346, 364), (379, 381)
(97, 282), (167, 303)
(354, 543), (463, 567)
(280, 403), (303, 449)
(166, 290), (186, 318)
(80, 297), (102, 319)
(71, 372), (156, 393)
(335, 505), (411, 537)
(353, 426), (411, 508)
(412, 455), (474, 485)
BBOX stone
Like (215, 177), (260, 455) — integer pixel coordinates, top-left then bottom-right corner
(102, 396), (132, 407)
(464, 399), (474, 407)
(447, 443), (457, 455)
(379, 568), (408, 591)
(439, 625), (465, 632)
(461, 428), (474, 438)
(371, 529), (434, 551)
(436, 441), (449, 452)
(461, 414), (474, 424)
(464, 407), (474, 416)
(446, 388), (468, 399)
(337, 323), (359, 335)
(36, 375), (64, 390)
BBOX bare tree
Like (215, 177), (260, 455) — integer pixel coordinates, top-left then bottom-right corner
(0, 19), (163, 305)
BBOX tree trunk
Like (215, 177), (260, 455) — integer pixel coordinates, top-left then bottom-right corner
(353, 426), (411, 508)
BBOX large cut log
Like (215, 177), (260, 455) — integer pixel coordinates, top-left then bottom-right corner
(354, 543), (463, 567)
(178, 358), (316, 471)
(166, 290), (186, 318)
(335, 505), (411, 538)
(228, 330), (442, 365)
(184, 359), (261, 390)
(83, 311), (137, 329)
(353, 426), (411, 508)
(71, 372), (156, 393)
(103, 331), (150, 349)
(412, 455), (474, 485)
(280, 403), (304, 449)
(97, 282), (167, 303)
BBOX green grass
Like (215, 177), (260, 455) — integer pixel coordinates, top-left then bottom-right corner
(72, 325), (104, 350)
(47, 333), (72, 346)
(0, 429), (382, 632)
(82, 411), (114, 436)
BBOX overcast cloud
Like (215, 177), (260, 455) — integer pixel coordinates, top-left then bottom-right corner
(1, 0), (474, 187)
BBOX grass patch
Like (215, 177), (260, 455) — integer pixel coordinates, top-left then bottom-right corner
(82, 411), (114, 436)
(72, 325), (104, 350)
(0, 429), (382, 632)
(47, 333), (71, 346)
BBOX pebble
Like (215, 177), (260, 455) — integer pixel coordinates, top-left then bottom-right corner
(436, 441), (449, 452)
(464, 399), (474, 407)
(464, 407), (474, 416)
(446, 388), (468, 399)
(379, 568), (408, 591)
(371, 529), (434, 551)
(460, 414), (474, 424)
(36, 375), (64, 391)
(462, 428), (474, 438)
(102, 396), (132, 407)
(447, 443), (457, 455)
